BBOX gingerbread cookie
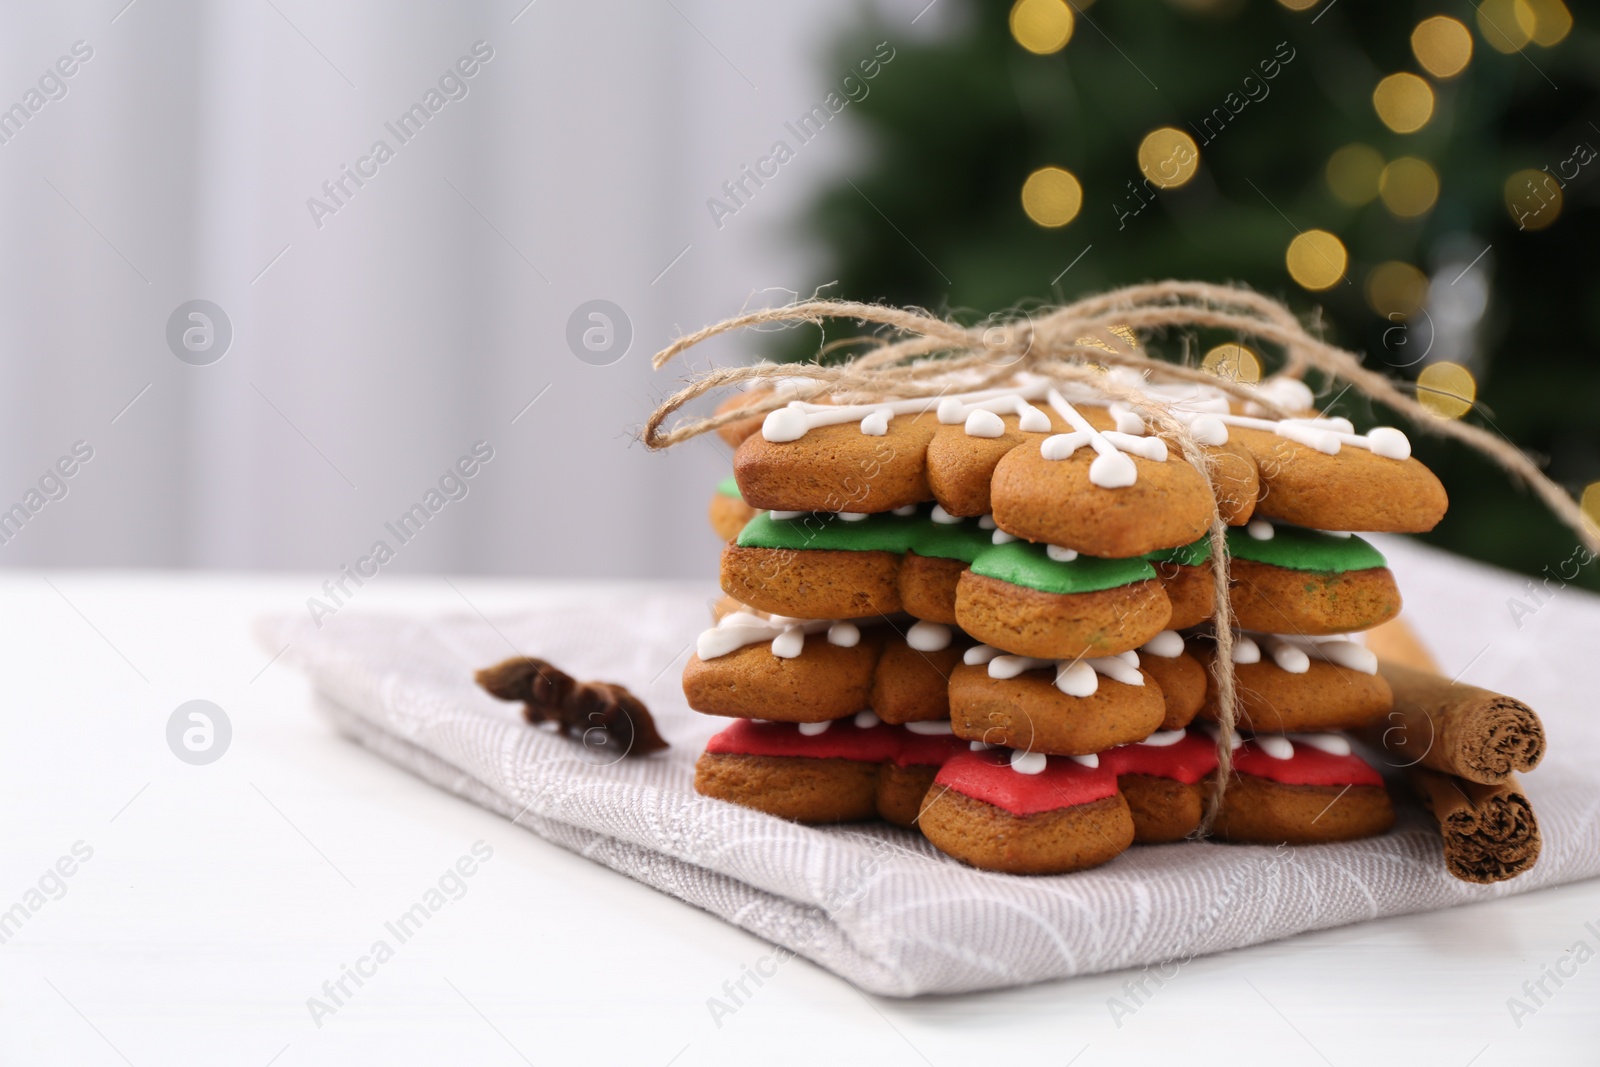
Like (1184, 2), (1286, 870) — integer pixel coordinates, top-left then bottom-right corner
(1098, 728), (1220, 842)
(709, 476), (759, 541)
(1208, 732), (1394, 843)
(1226, 523), (1401, 634)
(1193, 631), (1394, 732)
(918, 748), (1135, 875)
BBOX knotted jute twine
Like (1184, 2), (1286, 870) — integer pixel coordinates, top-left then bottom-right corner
(644, 281), (1600, 832)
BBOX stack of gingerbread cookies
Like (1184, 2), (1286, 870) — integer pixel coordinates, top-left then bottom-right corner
(687, 374), (1450, 874)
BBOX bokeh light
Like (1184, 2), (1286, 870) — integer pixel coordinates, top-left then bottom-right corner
(1366, 262), (1430, 319)
(1010, 0), (1075, 55)
(1527, 0), (1573, 46)
(1411, 17), (1473, 78)
(1202, 343), (1262, 383)
(1581, 482), (1600, 530)
(1379, 157), (1440, 218)
(1504, 168), (1563, 231)
(1373, 73), (1435, 134)
(1285, 230), (1347, 291)
(1477, 0), (1536, 53)
(1021, 166), (1083, 227)
(1275, 0), (1319, 10)
(1138, 128), (1201, 190)
(1417, 362), (1477, 419)
(1326, 144), (1385, 206)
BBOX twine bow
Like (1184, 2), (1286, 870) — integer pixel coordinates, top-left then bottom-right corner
(645, 281), (1600, 832)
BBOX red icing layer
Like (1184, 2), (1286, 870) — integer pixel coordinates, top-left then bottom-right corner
(705, 719), (900, 763)
(1098, 733), (1220, 784)
(1233, 742), (1384, 787)
(894, 730), (971, 767)
(934, 750), (1119, 816)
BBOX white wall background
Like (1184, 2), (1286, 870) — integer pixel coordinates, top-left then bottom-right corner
(0, 0), (944, 579)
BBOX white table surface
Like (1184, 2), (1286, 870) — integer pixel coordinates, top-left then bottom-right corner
(2, 569), (1597, 1066)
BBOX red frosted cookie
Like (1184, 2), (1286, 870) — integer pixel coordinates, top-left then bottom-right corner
(1209, 732), (1394, 844)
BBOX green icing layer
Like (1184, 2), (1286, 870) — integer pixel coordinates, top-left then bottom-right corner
(969, 541), (1155, 595)
(1226, 525), (1386, 572)
(736, 509), (1153, 595)
(716, 475), (742, 500)
(1146, 535), (1212, 568)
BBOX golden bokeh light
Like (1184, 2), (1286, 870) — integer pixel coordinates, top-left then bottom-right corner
(1138, 128), (1201, 190)
(1010, 0), (1075, 55)
(1373, 73), (1435, 134)
(1202, 343), (1263, 383)
(1285, 230), (1348, 291)
(1477, 0), (1536, 53)
(1504, 168), (1563, 231)
(1411, 16), (1473, 78)
(1581, 481), (1600, 531)
(1417, 362), (1477, 419)
(1379, 157), (1441, 218)
(1021, 166), (1083, 227)
(1366, 262), (1430, 319)
(1527, 0), (1573, 46)
(1275, 0), (1319, 10)
(1326, 144), (1385, 206)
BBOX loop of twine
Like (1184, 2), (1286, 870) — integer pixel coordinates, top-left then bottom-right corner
(644, 280), (1600, 834)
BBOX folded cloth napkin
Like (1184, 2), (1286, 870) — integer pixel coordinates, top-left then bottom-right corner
(262, 538), (1600, 996)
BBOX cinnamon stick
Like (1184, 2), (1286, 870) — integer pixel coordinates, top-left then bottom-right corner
(1365, 662), (1545, 785)
(1409, 767), (1541, 883)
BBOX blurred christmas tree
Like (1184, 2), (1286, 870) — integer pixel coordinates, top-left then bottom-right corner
(789, 0), (1599, 590)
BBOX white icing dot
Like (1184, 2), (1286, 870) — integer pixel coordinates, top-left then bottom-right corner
(1200, 723), (1244, 750)
(1246, 519), (1275, 541)
(1089, 451), (1139, 489)
(761, 407), (810, 443)
(1324, 530), (1353, 538)
(1010, 749), (1047, 775)
(1040, 432), (1088, 461)
(1366, 426), (1412, 460)
(1188, 414), (1230, 446)
(854, 711), (881, 729)
(1017, 406), (1052, 433)
(989, 655), (1048, 680)
(991, 529), (1017, 545)
(827, 622), (860, 648)
(978, 515), (997, 530)
(906, 720), (954, 736)
(964, 409), (1006, 438)
(1254, 735), (1294, 760)
(969, 740), (995, 751)
(936, 397), (966, 424)
(797, 720), (831, 736)
(963, 644), (1001, 666)
(1232, 636), (1261, 665)
(1139, 729), (1187, 747)
(751, 719), (772, 725)
(769, 510), (806, 521)
(1069, 753), (1100, 768)
(838, 512), (869, 522)
(1140, 630), (1185, 658)
(930, 505), (961, 525)
(892, 505), (919, 517)
(906, 621), (953, 652)
(859, 409), (891, 436)
(1046, 544), (1079, 562)
(770, 627), (805, 659)
(1113, 409), (1145, 435)
(1268, 640), (1310, 674)
(1287, 732), (1351, 756)
(1055, 660), (1099, 698)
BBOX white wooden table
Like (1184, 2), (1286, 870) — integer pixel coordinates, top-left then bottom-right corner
(1, 569), (1596, 1065)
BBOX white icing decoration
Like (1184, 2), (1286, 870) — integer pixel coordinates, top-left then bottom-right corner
(1246, 519), (1275, 541)
(1324, 530), (1353, 538)
(1287, 732), (1352, 756)
(858, 409), (890, 436)
(1069, 753), (1099, 768)
(1254, 734), (1294, 760)
(963, 644), (1003, 666)
(1186, 414), (1230, 446)
(991, 529), (1017, 545)
(892, 505), (919, 517)
(964, 409), (1005, 438)
(1262, 635), (1311, 674)
(854, 710), (881, 729)
(697, 612), (866, 660)
(985, 653), (1142, 696)
(1200, 723), (1244, 750)
(1245, 377), (1316, 415)
(930, 505), (962, 525)
(798, 721), (831, 736)
(1041, 389), (1152, 488)
(906, 720), (954, 735)
(769, 510), (806, 520)
(838, 512), (869, 522)
(1137, 729), (1187, 747)
(1365, 426), (1412, 460)
(1231, 635), (1262, 665)
(1140, 631), (1185, 659)
(1046, 544), (1079, 562)
(1010, 749), (1047, 775)
(1233, 630), (1379, 675)
(906, 621), (953, 652)
(978, 515), (997, 530)
(969, 740), (995, 751)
